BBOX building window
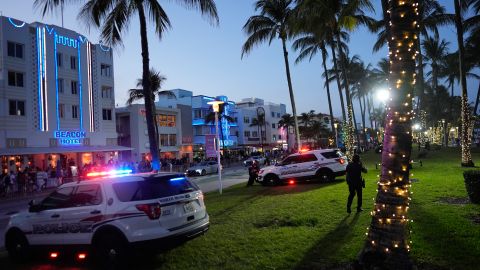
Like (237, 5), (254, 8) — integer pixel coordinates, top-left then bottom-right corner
(271, 112), (275, 117)
(193, 109), (202, 119)
(243, 117), (250, 124)
(102, 109), (112, 120)
(277, 113), (281, 118)
(57, 53), (62, 67)
(252, 131), (258, 137)
(101, 86), (113, 98)
(169, 134), (177, 146)
(59, 104), (65, 118)
(273, 135), (276, 141)
(272, 123), (276, 128)
(244, 131), (250, 137)
(8, 71), (24, 87)
(101, 64), (112, 77)
(7, 41), (24, 59)
(70, 56), (76, 70)
(72, 105), (78, 119)
(156, 114), (176, 127)
(279, 135), (282, 140)
(71, 81), (78, 94)
(160, 134), (168, 146)
(9, 100), (25, 116)
(58, 78), (64, 93)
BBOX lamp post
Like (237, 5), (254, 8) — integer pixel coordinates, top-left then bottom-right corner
(441, 119), (446, 147)
(333, 122), (338, 148)
(207, 100), (225, 194)
(256, 107), (266, 153)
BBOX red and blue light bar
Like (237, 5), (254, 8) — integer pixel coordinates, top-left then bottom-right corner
(86, 169), (132, 178)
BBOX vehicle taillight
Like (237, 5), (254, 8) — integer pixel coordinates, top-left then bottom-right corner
(288, 180), (295, 185)
(336, 158), (345, 164)
(77, 253), (87, 260)
(136, 203), (161, 220)
(50, 252), (59, 259)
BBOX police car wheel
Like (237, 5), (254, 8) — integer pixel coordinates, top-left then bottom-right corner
(262, 175), (279, 186)
(94, 233), (129, 266)
(6, 231), (29, 261)
(201, 170), (207, 176)
(316, 170), (333, 182)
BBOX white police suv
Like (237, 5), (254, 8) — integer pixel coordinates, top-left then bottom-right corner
(257, 149), (348, 185)
(4, 170), (209, 264)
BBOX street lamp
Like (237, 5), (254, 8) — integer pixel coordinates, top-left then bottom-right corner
(207, 100), (225, 194)
(376, 89), (390, 104)
(333, 122), (338, 148)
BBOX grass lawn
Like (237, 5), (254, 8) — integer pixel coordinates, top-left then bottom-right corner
(152, 147), (480, 270)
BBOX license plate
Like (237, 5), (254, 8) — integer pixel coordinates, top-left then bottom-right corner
(183, 202), (195, 213)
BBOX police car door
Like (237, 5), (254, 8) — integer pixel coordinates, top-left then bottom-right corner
(60, 183), (105, 245)
(28, 186), (75, 245)
(278, 156), (302, 179)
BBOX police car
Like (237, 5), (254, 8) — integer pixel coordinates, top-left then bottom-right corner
(257, 149), (348, 185)
(4, 170), (209, 264)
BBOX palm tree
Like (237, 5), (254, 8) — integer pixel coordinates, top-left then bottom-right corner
(455, 0), (475, 167)
(242, 0), (301, 151)
(250, 114), (268, 152)
(278, 113), (295, 150)
(35, 0), (219, 171)
(422, 32), (450, 94)
(359, 0), (417, 268)
(299, 110), (316, 127)
(370, 0), (453, 109)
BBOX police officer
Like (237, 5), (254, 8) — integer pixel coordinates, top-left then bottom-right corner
(247, 160), (259, 186)
(346, 154), (367, 213)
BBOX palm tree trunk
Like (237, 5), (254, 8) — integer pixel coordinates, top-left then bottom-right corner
(330, 42), (346, 122)
(138, 5), (160, 170)
(474, 80), (480, 115)
(367, 95), (374, 129)
(417, 39), (426, 109)
(361, 95), (368, 148)
(335, 29), (359, 156)
(321, 44), (336, 142)
(455, 0), (474, 167)
(281, 37), (301, 151)
(359, 1), (416, 268)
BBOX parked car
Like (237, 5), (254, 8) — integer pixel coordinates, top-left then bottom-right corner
(243, 156), (266, 166)
(4, 171), (209, 265)
(257, 149), (348, 185)
(186, 161), (219, 176)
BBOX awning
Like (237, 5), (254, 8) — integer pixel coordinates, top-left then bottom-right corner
(0, 145), (133, 156)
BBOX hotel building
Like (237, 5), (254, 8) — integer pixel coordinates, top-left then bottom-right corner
(0, 16), (126, 172)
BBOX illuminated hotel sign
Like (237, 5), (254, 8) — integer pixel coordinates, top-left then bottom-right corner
(54, 130), (86, 145)
(55, 34), (79, 48)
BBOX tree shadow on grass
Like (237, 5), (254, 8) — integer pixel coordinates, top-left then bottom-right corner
(411, 204), (479, 269)
(260, 178), (346, 197)
(295, 213), (360, 270)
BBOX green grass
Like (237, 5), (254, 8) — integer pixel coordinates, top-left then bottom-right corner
(152, 147), (480, 270)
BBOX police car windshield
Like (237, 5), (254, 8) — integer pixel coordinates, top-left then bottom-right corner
(113, 175), (198, 202)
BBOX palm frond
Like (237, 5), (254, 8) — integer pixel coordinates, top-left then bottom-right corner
(144, 0), (172, 38)
(174, 0), (219, 25)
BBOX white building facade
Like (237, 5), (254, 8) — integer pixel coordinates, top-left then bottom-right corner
(236, 98), (287, 152)
(0, 16), (124, 171)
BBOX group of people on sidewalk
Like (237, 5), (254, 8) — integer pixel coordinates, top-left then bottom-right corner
(245, 154), (368, 214)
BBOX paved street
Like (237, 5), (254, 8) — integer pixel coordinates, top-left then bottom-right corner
(0, 166), (249, 255)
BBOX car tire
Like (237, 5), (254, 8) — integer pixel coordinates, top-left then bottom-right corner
(262, 174), (279, 186)
(5, 230), (30, 262)
(316, 169), (333, 182)
(201, 169), (207, 176)
(93, 232), (129, 268)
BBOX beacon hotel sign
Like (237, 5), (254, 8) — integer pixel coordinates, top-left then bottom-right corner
(54, 130), (87, 145)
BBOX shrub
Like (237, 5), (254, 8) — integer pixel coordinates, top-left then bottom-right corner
(463, 170), (480, 204)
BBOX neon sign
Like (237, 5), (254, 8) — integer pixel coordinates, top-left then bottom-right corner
(56, 34), (78, 48)
(54, 130), (86, 145)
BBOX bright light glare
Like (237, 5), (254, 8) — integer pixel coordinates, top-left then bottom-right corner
(413, 124), (420, 130)
(86, 169), (132, 177)
(377, 89), (390, 103)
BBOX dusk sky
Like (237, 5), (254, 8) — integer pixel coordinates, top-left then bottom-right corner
(1, 0), (477, 122)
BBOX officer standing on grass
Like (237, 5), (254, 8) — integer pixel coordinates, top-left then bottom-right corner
(346, 154), (367, 213)
(247, 160), (259, 186)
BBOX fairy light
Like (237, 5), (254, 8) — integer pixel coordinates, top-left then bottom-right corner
(362, 0), (418, 262)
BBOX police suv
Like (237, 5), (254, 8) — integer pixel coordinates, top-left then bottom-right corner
(4, 170), (209, 264)
(257, 149), (348, 185)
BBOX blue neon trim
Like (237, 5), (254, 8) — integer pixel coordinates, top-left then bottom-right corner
(8, 18), (25, 28)
(54, 33), (60, 130)
(99, 43), (111, 52)
(45, 25), (54, 35)
(36, 28), (43, 131)
(170, 177), (186, 182)
(202, 96), (215, 101)
(78, 35), (87, 43)
(78, 40), (83, 130)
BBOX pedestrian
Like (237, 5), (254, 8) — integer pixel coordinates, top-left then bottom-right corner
(247, 160), (259, 186)
(346, 154), (367, 213)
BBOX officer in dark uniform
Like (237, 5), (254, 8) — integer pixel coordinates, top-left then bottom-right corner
(247, 160), (259, 186)
(346, 154), (367, 213)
